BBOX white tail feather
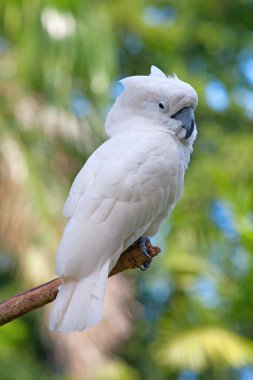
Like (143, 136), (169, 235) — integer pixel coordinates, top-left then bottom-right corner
(49, 260), (110, 333)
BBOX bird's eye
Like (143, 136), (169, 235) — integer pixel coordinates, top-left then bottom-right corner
(159, 102), (165, 109)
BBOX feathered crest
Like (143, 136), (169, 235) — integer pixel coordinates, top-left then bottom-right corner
(150, 65), (178, 80)
(150, 65), (167, 78)
(119, 66), (178, 89)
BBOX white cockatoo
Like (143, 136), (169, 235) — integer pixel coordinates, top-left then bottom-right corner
(49, 65), (198, 333)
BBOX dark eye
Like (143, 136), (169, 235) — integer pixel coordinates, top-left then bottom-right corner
(159, 102), (165, 109)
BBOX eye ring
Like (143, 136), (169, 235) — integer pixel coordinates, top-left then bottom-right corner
(159, 102), (165, 109)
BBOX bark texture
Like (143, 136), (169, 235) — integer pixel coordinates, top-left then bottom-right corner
(0, 240), (160, 326)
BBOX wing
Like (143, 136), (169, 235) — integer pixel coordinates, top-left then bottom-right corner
(55, 132), (173, 279)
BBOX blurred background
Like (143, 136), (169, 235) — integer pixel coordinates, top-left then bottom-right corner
(1, 0), (253, 379)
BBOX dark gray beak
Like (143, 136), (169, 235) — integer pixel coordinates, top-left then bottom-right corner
(171, 107), (195, 139)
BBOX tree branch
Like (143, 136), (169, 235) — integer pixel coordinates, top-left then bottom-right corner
(0, 240), (160, 327)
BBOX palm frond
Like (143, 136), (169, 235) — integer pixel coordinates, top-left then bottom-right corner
(155, 326), (253, 372)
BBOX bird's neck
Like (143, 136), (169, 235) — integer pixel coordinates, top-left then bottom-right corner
(105, 112), (195, 171)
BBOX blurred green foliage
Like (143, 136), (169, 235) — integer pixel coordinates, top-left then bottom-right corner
(0, 0), (253, 379)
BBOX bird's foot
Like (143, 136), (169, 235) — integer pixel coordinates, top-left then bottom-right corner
(134, 236), (152, 271)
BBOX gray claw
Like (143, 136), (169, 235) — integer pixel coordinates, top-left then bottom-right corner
(137, 236), (152, 271)
(139, 237), (152, 259)
(139, 261), (151, 271)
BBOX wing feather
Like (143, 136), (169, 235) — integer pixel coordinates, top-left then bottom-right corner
(63, 166), (95, 217)
(56, 133), (172, 279)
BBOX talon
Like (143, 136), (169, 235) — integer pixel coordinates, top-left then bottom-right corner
(137, 236), (152, 271)
(139, 261), (151, 271)
(139, 237), (152, 259)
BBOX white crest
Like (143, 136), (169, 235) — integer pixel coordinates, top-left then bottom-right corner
(150, 65), (167, 79)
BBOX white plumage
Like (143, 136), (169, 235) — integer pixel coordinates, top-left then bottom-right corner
(49, 65), (198, 333)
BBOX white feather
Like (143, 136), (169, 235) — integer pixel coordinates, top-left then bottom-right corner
(150, 65), (167, 78)
(49, 66), (198, 333)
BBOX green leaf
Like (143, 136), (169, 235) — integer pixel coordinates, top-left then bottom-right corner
(156, 326), (253, 372)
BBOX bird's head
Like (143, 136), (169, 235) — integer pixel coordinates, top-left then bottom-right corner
(106, 66), (198, 144)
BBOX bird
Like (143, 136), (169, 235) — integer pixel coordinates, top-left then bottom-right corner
(49, 65), (198, 333)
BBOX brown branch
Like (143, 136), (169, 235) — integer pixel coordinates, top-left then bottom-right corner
(0, 240), (160, 327)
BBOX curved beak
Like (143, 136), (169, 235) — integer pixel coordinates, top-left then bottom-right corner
(171, 107), (195, 139)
